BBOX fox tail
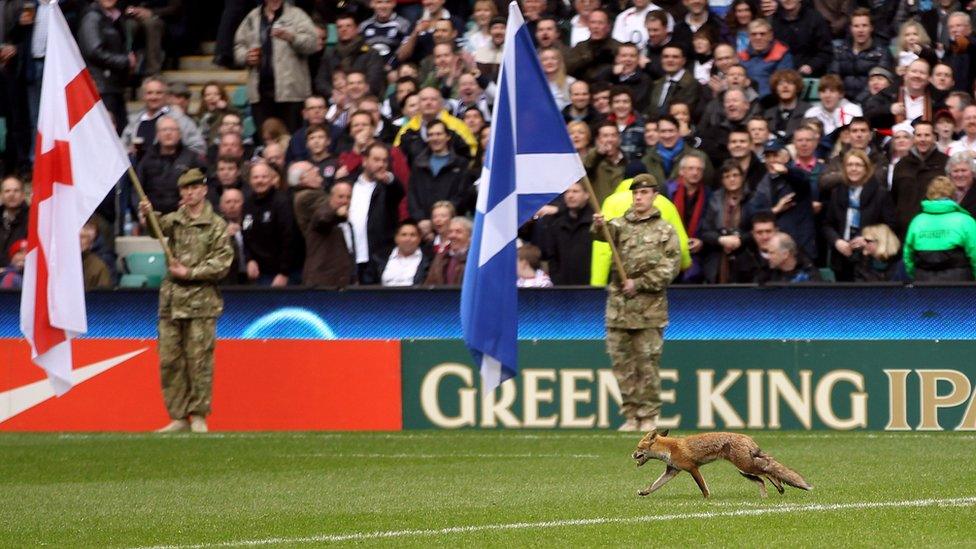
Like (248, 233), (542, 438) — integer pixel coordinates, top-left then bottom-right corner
(754, 451), (812, 491)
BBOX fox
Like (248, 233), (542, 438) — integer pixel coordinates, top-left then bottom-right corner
(631, 429), (813, 498)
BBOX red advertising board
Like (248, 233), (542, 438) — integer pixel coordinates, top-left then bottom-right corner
(0, 339), (402, 431)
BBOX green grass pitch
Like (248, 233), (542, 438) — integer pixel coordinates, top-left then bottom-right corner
(1, 431), (974, 547)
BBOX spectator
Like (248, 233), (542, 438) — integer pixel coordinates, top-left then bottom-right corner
(359, 0), (412, 64)
(421, 200), (455, 253)
(207, 127), (251, 171)
(591, 83), (612, 116)
(423, 43), (467, 97)
(803, 74), (862, 137)
(946, 151), (976, 217)
(463, 0), (495, 54)
(566, 0), (599, 47)
(80, 221), (111, 290)
(607, 87), (646, 159)
(764, 69), (811, 139)
(817, 117), (887, 203)
(669, 102), (696, 137)
(516, 243), (553, 287)
(946, 105), (976, 157)
(136, 116), (207, 216)
(584, 123), (629, 203)
(566, 8), (622, 81)
(338, 111), (412, 207)
(462, 108), (488, 138)
(540, 47), (577, 112)
(0, 176), (28, 269)
(383, 77), (420, 122)
(930, 62), (956, 92)
(604, 44), (654, 113)
(943, 90), (972, 133)
(474, 16), (506, 81)
(424, 215), (471, 285)
(292, 165), (354, 287)
(852, 223), (904, 282)
(748, 139), (817, 259)
(893, 20), (939, 76)
(645, 114), (710, 186)
(395, 87), (478, 164)
(214, 156), (245, 196)
(667, 154), (709, 282)
(450, 74), (491, 121)
(260, 117), (291, 153)
(242, 161), (294, 287)
(397, 12), (463, 68)
(123, 77), (206, 159)
(903, 176), (976, 281)
(233, 0), (320, 132)
(218, 188), (249, 285)
(77, 0), (134, 133)
(746, 115), (772, 157)
(829, 9), (895, 102)
(865, 59), (947, 131)
(857, 66), (896, 106)
(689, 31), (718, 86)
(879, 121), (915, 190)
(699, 87), (755, 165)
(700, 160), (754, 283)
(892, 120), (948, 235)
(380, 219), (430, 286)
(726, 125), (765, 191)
(822, 150), (896, 280)
(261, 142), (286, 175)
(407, 119), (472, 222)
(304, 124), (338, 188)
(770, 0), (832, 77)
(562, 80), (605, 132)
(944, 11), (976, 93)
(536, 15), (568, 56)
(613, 0), (669, 49)
(759, 231), (821, 282)
(327, 70), (370, 131)
(122, 0), (183, 76)
(196, 82), (235, 143)
(643, 10), (692, 80)
(568, 120), (593, 156)
(536, 182), (594, 285)
(347, 143), (405, 284)
(285, 95), (329, 163)
(791, 125), (826, 201)
(0, 239), (26, 289)
(676, 0), (722, 45)
(737, 19), (793, 98)
(647, 45), (701, 117)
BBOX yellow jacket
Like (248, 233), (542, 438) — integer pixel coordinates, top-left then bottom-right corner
(393, 110), (478, 157)
(590, 178), (691, 286)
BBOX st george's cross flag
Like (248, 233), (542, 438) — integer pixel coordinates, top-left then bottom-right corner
(461, 2), (586, 391)
(20, 2), (130, 394)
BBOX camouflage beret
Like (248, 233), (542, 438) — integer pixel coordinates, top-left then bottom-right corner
(177, 168), (206, 187)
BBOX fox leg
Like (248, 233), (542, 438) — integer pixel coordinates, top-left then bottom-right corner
(638, 465), (680, 496)
(765, 475), (785, 494)
(688, 467), (710, 498)
(739, 471), (768, 497)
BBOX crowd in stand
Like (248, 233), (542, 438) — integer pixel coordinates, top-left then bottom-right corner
(4, 0), (976, 289)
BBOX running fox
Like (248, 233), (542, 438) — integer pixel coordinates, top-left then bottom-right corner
(631, 429), (813, 498)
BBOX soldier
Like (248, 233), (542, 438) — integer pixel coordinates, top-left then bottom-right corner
(592, 174), (681, 432)
(139, 168), (234, 433)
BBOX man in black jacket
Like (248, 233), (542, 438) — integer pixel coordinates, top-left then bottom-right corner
(242, 161), (295, 287)
(407, 120), (471, 223)
(828, 8), (895, 102)
(0, 175), (28, 268)
(77, 0), (134, 133)
(771, 0), (833, 77)
(136, 116), (207, 215)
(315, 13), (386, 98)
(539, 182), (594, 285)
(348, 143), (404, 284)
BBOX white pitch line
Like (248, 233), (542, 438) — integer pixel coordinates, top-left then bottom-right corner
(134, 496), (976, 549)
(281, 452), (600, 459)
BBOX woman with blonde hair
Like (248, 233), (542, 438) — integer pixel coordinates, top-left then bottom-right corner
(822, 149), (896, 280)
(567, 120), (592, 157)
(260, 117), (291, 151)
(539, 47), (576, 111)
(464, 0), (497, 53)
(903, 176), (976, 281)
(854, 224), (904, 281)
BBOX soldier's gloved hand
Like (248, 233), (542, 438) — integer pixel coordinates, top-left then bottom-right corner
(622, 278), (637, 298)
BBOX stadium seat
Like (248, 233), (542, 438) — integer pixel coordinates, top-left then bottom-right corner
(125, 252), (167, 288)
(326, 23), (337, 46)
(242, 115), (256, 139)
(118, 274), (149, 288)
(230, 85), (249, 110)
(802, 78), (819, 102)
(0, 117), (6, 153)
(818, 268), (836, 282)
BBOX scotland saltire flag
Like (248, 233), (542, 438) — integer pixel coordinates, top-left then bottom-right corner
(461, 2), (586, 391)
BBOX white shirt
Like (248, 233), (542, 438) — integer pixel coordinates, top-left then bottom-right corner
(349, 175), (377, 264)
(659, 69), (686, 106)
(612, 4), (673, 50)
(946, 135), (976, 157)
(903, 88), (926, 122)
(381, 248), (423, 286)
(569, 15), (590, 47)
(803, 99), (862, 136)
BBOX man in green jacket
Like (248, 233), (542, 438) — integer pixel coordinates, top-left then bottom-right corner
(903, 177), (976, 281)
(140, 169), (235, 433)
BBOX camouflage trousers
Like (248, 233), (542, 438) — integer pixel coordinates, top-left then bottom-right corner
(606, 327), (663, 420)
(158, 317), (217, 420)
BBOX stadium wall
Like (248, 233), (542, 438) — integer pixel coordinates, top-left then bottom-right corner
(2, 287), (975, 431)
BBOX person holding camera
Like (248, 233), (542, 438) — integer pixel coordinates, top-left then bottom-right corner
(700, 160), (754, 283)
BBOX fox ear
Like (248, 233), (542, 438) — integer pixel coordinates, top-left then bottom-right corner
(659, 429), (670, 437)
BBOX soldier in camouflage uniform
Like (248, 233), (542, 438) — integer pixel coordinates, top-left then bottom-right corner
(139, 169), (234, 433)
(592, 174), (681, 432)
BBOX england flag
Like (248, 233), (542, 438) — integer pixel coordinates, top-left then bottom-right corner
(461, 2), (586, 391)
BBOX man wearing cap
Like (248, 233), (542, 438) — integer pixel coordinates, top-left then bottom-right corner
(139, 168), (234, 434)
(748, 138), (817, 260)
(0, 239), (27, 288)
(591, 174), (681, 432)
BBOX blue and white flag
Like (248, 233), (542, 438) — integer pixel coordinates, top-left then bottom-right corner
(461, 2), (586, 392)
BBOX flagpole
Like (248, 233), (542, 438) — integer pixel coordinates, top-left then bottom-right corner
(127, 166), (175, 263)
(580, 176), (628, 283)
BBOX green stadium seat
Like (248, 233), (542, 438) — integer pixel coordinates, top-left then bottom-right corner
(230, 85), (249, 110)
(818, 268), (836, 282)
(803, 78), (819, 102)
(0, 117), (6, 153)
(126, 252), (167, 288)
(326, 23), (337, 47)
(118, 274), (149, 288)
(242, 115), (256, 139)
